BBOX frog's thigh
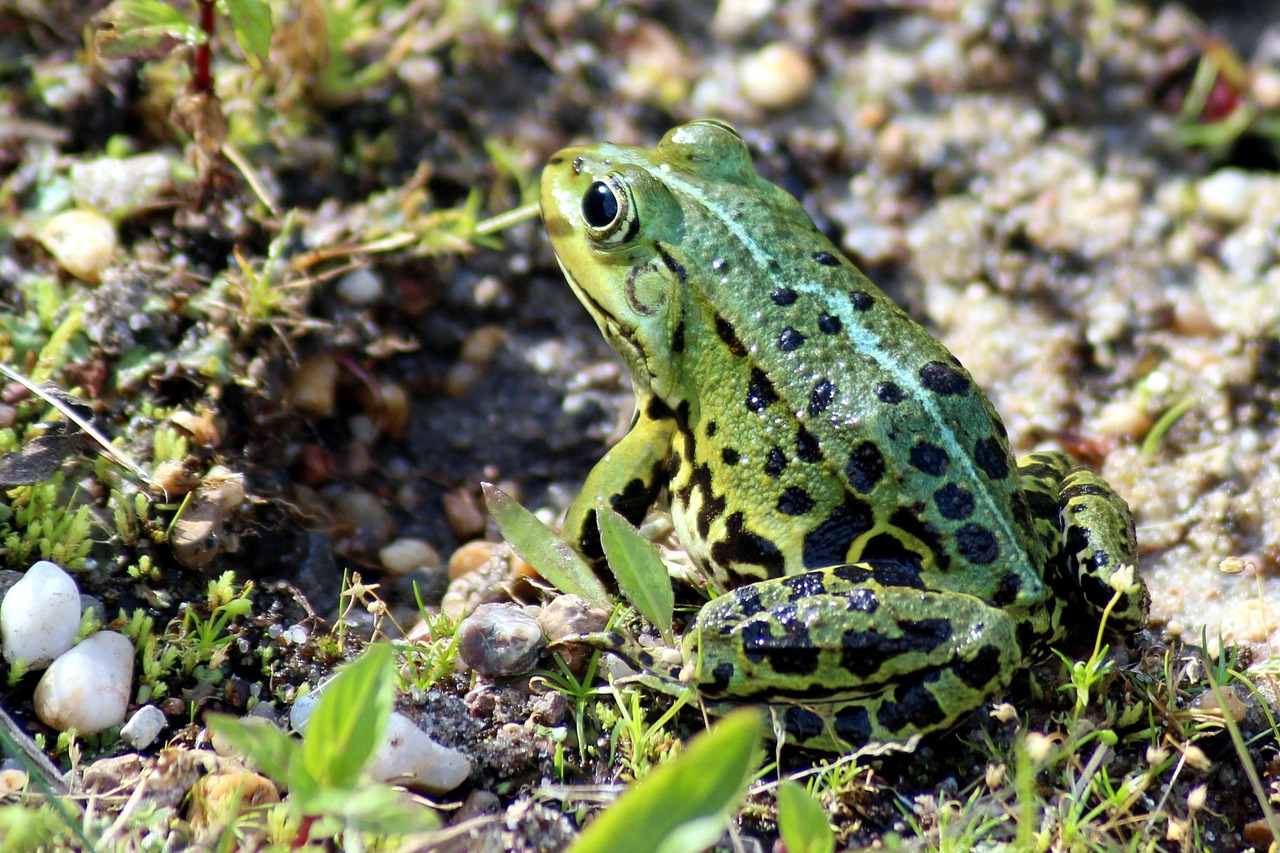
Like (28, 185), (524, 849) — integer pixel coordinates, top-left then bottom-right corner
(1019, 451), (1148, 635)
(1058, 463), (1148, 634)
(563, 413), (676, 563)
(691, 571), (1022, 741)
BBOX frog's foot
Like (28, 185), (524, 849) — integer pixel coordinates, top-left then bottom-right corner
(685, 567), (1025, 748)
(1019, 452), (1149, 638)
(551, 629), (685, 682)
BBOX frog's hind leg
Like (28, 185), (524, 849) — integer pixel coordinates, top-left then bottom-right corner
(772, 660), (1015, 751)
(1018, 451), (1149, 638)
(686, 568), (1025, 747)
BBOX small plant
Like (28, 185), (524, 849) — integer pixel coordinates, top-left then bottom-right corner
(566, 708), (762, 853)
(533, 652), (612, 764)
(776, 780), (835, 853)
(0, 477), (95, 570)
(93, 0), (272, 94)
(177, 571), (254, 673)
(398, 605), (463, 692)
(207, 644), (440, 846)
(604, 682), (689, 781)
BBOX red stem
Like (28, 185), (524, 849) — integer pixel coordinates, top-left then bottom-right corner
(193, 0), (216, 94)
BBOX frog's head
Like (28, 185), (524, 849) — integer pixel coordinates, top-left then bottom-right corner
(540, 121), (756, 400)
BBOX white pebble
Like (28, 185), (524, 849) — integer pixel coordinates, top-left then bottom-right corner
(1, 560), (81, 669)
(367, 711), (473, 794)
(711, 0), (775, 40)
(289, 692), (319, 734)
(70, 154), (174, 220)
(738, 42), (816, 111)
(120, 705), (166, 749)
(335, 267), (384, 306)
(1197, 168), (1254, 224)
(34, 631), (134, 733)
(379, 538), (441, 576)
(38, 210), (117, 283)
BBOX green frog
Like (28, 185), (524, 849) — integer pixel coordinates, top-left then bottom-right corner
(539, 120), (1148, 749)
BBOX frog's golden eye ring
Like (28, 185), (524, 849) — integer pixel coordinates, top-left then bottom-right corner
(581, 176), (638, 246)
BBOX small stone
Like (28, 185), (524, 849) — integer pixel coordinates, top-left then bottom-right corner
(1252, 68), (1280, 111)
(537, 595), (610, 643)
(738, 42), (815, 111)
(375, 381), (410, 439)
(34, 631), (134, 733)
(1, 560), (81, 669)
(334, 489), (396, 543)
(289, 693), (319, 734)
(39, 209), (117, 283)
(120, 705), (167, 749)
(169, 487), (227, 568)
(1197, 168), (1254, 224)
(443, 489), (485, 540)
(0, 768), (28, 795)
(459, 325), (506, 365)
(457, 603), (545, 677)
(1190, 684), (1247, 722)
(367, 711), (473, 794)
(189, 770), (280, 827)
(380, 538), (442, 576)
(711, 0), (775, 40)
(70, 154), (174, 220)
(448, 540), (504, 580)
(1093, 399), (1152, 441)
(289, 352), (338, 418)
(335, 267), (384, 306)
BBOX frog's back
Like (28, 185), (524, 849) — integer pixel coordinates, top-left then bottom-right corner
(648, 132), (1041, 604)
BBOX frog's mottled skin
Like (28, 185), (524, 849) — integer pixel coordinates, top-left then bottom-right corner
(540, 120), (1148, 749)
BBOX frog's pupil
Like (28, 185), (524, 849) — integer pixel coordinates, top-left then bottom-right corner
(583, 181), (619, 227)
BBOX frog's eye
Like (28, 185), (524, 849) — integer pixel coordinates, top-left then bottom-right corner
(581, 176), (637, 246)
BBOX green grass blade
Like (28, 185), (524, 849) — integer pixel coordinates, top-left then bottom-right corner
(224, 0), (272, 69)
(482, 482), (611, 609)
(777, 781), (835, 853)
(596, 502), (674, 644)
(568, 708), (763, 853)
(206, 715), (299, 783)
(302, 644), (395, 789)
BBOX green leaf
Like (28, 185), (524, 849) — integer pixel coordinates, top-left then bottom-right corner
(224, 0), (272, 69)
(302, 644), (395, 789)
(482, 482), (611, 609)
(777, 781), (835, 853)
(307, 784), (441, 835)
(93, 0), (205, 59)
(596, 502), (674, 644)
(568, 708), (763, 853)
(205, 715), (299, 783)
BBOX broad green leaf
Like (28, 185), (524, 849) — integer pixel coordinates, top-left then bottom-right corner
(94, 0), (205, 59)
(224, 0), (272, 69)
(205, 715), (298, 783)
(777, 781), (835, 853)
(302, 644), (395, 789)
(568, 708), (763, 853)
(596, 502), (674, 644)
(482, 482), (610, 609)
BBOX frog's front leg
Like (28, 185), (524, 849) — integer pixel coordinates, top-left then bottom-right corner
(563, 402), (676, 566)
(685, 565), (1023, 746)
(1018, 452), (1149, 639)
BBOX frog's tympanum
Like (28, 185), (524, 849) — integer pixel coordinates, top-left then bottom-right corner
(539, 120), (1149, 750)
